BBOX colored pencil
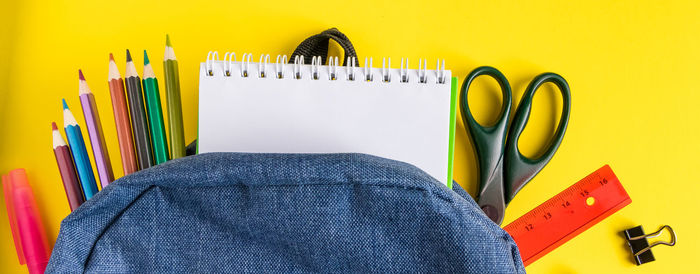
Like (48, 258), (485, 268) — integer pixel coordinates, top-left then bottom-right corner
(125, 49), (153, 169)
(108, 53), (139, 174)
(143, 50), (169, 164)
(62, 99), (99, 199)
(52, 122), (84, 211)
(79, 70), (114, 187)
(164, 35), (186, 159)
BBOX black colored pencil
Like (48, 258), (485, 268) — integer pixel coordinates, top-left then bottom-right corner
(125, 49), (153, 169)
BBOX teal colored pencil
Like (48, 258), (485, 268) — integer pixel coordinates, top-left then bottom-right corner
(143, 50), (169, 164)
(62, 99), (99, 199)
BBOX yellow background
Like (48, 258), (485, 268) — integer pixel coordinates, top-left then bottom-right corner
(1, 0), (698, 273)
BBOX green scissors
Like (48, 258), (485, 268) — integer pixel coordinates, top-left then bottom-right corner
(460, 66), (571, 225)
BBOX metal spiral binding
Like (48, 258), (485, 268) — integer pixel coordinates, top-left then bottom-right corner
(346, 57), (356, 81)
(224, 52), (236, 77)
(400, 58), (409, 83)
(328, 56), (339, 80)
(311, 56), (322, 80)
(418, 59), (428, 83)
(258, 54), (270, 78)
(436, 59), (446, 84)
(206, 51), (219, 76)
(382, 58), (391, 83)
(293, 55), (304, 79)
(363, 57), (373, 82)
(241, 53), (252, 77)
(205, 52), (447, 84)
(275, 55), (287, 79)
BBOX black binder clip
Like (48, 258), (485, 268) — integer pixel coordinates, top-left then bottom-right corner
(623, 225), (676, 265)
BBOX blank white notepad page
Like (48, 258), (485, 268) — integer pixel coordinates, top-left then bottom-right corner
(198, 60), (453, 184)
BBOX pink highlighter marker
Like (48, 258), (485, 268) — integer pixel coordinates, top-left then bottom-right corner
(3, 169), (51, 274)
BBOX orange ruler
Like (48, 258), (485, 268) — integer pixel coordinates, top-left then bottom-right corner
(504, 165), (632, 266)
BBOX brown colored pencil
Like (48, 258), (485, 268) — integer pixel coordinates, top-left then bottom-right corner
(108, 53), (138, 174)
(52, 122), (85, 211)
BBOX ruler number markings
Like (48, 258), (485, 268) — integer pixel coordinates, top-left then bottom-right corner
(509, 167), (616, 235)
(504, 165), (631, 266)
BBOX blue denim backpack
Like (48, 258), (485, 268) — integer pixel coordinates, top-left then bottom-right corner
(47, 153), (525, 273)
(47, 29), (525, 273)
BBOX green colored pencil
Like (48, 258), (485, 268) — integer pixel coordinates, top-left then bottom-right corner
(143, 50), (169, 164)
(163, 35), (186, 158)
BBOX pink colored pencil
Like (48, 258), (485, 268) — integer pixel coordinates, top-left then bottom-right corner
(79, 70), (114, 187)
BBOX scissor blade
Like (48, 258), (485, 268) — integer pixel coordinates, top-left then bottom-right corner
(477, 162), (506, 225)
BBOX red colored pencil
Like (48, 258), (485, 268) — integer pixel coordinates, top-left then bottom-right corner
(52, 122), (85, 211)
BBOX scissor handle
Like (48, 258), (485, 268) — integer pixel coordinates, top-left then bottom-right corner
(504, 72), (571, 203)
(460, 66), (512, 224)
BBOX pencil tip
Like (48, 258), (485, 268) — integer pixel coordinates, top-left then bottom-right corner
(144, 50), (150, 65)
(62, 99), (68, 110)
(166, 34), (172, 47)
(78, 69), (85, 80)
(126, 49), (132, 62)
(52, 122), (58, 130)
(109, 53), (115, 61)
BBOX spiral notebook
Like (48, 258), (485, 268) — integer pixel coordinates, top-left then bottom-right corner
(198, 53), (457, 186)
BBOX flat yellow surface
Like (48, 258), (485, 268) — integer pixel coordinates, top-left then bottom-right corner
(1, 0), (698, 273)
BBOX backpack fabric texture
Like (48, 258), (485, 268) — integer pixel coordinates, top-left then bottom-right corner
(46, 153), (525, 273)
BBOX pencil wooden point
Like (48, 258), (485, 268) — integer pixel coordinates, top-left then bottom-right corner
(144, 50), (150, 65)
(52, 122), (67, 148)
(78, 71), (91, 96)
(125, 55), (138, 78)
(126, 49), (133, 62)
(108, 55), (121, 81)
(62, 102), (78, 128)
(143, 59), (156, 79)
(62, 101), (78, 126)
(78, 70), (85, 81)
(164, 36), (177, 61)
